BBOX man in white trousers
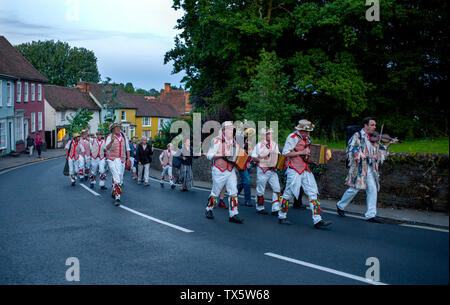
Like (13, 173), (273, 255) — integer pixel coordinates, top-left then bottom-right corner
(279, 119), (332, 229)
(78, 130), (91, 181)
(159, 143), (175, 189)
(105, 122), (130, 205)
(89, 131), (107, 190)
(336, 117), (398, 223)
(205, 121), (243, 224)
(64, 133), (85, 186)
(251, 128), (282, 216)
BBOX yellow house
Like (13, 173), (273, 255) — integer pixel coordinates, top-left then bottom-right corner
(118, 108), (137, 139)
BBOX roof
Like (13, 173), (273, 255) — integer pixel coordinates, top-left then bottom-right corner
(44, 85), (100, 111)
(82, 82), (137, 109)
(129, 94), (181, 118)
(159, 89), (192, 115)
(0, 36), (48, 83)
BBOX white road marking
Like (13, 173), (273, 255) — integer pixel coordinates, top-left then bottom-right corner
(399, 223), (449, 233)
(264, 252), (388, 285)
(79, 183), (101, 196)
(119, 205), (194, 233)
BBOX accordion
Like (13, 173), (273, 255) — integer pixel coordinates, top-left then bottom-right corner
(308, 144), (329, 165)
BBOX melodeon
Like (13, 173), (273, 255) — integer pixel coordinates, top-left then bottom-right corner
(276, 153), (286, 170)
(226, 148), (248, 171)
(308, 144), (329, 165)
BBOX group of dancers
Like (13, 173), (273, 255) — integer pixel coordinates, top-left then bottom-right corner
(65, 117), (398, 226)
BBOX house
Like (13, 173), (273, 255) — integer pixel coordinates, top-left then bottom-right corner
(44, 85), (101, 148)
(148, 83), (193, 117)
(0, 36), (48, 153)
(129, 94), (181, 139)
(0, 74), (17, 155)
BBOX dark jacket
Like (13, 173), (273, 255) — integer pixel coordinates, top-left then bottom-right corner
(26, 136), (34, 147)
(178, 145), (198, 166)
(136, 143), (153, 164)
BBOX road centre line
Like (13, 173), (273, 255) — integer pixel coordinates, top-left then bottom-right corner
(119, 205), (194, 233)
(80, 183), (101, 196)
(264, 252), (388, 285)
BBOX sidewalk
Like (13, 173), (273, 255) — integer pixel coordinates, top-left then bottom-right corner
(148, 168), (449, 229)
(0, 149), (66, 172)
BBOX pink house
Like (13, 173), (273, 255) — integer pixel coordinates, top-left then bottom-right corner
(0, 36), (48, 152)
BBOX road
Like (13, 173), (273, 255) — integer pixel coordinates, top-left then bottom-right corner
(0, 158), (448, 285)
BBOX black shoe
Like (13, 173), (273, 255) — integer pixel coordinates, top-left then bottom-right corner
(271, 211), (278, 216)
(257, 209), (269, 215)
(314, 220), (332, 229)
(366, 217), (383, 223)
(160, 182), (164, 188)
(85, 176), (89, 181)
(205, 210), (214, 219)
(90, 183), (94, 189)
(114, 199), (121, 206)
(171, 184), (176, 189)
(244, 202), (254, 207)
(278, 218), (292, 225)
(229, 215), (244, 224)
(100, 186), (107, 190)
(337, 206), (345, 217)
(71, 181), (76, 186)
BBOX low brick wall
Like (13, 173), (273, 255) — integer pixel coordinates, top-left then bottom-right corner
(151, 148), (449, 213)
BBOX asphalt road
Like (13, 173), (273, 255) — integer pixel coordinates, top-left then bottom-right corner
(0, 158), (448, 285)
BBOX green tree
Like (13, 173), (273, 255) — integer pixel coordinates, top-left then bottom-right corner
(98, 78), (122, 136)
(15, 40), (100, 87)
(66, 109), (94, 136)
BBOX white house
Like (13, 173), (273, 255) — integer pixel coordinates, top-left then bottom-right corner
(44, 85), (101, 148)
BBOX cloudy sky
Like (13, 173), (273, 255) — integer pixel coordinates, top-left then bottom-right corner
(0, 0), (185, 91)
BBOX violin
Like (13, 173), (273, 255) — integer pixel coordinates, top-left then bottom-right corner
(369, 132), (400, 143)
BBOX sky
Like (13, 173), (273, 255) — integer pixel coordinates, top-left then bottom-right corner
(0, 0), (185, 91)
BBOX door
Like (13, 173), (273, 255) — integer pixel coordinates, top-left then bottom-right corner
(8, 122), (14, 151)
(24, 120), (28, 141)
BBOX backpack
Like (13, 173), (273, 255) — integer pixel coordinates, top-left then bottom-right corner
(345, 125), (362, 168)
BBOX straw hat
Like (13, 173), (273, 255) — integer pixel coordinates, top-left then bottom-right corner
(295, 119), (315, 132)
(72, 132), (80, 138)
(244, 128), (256, 136)
(109, 122), (121, 131)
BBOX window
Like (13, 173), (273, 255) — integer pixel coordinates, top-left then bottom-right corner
(143, 130), (151, 139)
(31, 112), (35, 132)
(15, 116), (23, 142)
(7, 82), (12, 106)
(38, 112), (42, 131)
(61, 111), (66, 122)
(121, 111), (126, 121)
(31, 83), (35, 101)
(17, 82), (21, 102)
(24, 83), (29, 102)
(0, 80), (2, 107)
(142, 117), (151, 127)
(0, 120), (6, 149)
(38, 84), (42, 101)
(158, 118), (171, 131)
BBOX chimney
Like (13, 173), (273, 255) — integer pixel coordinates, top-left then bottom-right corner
(77, 82), (90, 93)
(164, 83), (171, 92)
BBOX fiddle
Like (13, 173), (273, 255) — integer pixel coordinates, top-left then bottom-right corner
(369, 131), (400, 144)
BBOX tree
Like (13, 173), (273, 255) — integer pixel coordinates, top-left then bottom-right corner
(98, 78), (122, 136)
(15, 40), (100, 87)
(66, 109), (94, 136)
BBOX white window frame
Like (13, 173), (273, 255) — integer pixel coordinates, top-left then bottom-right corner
(0, 80), (2, 107)
(17, 82), (22, 102)
(31, 112), (36, 133)
(0, 120), (6, 149)
(61, 111), (66, 122)
(31, 83), (35, 101)
(38, 84), (42, 101)
(143, 130), (151, 139)
(142, 117), (151, 127)
(15, 116), (24, 142)
(121, 110), (126, 121)
(38, 112), (42, 131)
(24, 82), (29, 102)
(7, 82), (12, 106)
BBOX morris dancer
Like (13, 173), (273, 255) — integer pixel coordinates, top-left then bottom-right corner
(89, 131), (107, 190)
(336, 117), (398, 223)
(279, 120), (332, 228)
(205, 121), (243, 224)
(78, 130), (91, 181)
(64, 132), (85, 186)
(159, 143), (175, 189)
(105, 122), (130, 205)
(251, 128), (281, 215)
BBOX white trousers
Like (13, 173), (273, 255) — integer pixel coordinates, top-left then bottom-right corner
(29, 145), (34, 156)
(255, 167), (281, 212)
(138, 163), (150, 183)
(78, 156), (91, 176)
(129, 157), (137, 173)
(281, 168), (321, 224)
(337, 165), (378, 219)
(107, 158), (125, 185)
(68, 157), (79, 182)
(90, 157), (106, 186)
(160, 165), (174, 185)
(207, 167), (239, 218)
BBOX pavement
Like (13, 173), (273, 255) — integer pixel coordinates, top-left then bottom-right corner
(0, 149), (448, 229)
(0, 157), (448, 285)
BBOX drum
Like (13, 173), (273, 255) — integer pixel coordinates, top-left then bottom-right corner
(309, 144), (328, 165)
(276, 153), (285, 170)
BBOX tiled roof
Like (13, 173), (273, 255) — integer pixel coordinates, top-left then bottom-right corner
(44, 85), (100, 111)
(129, 94), (181, 118)
(79, 82), (137, 109)
(159, 88), (192, 115)
(0, 36), (48, 82)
